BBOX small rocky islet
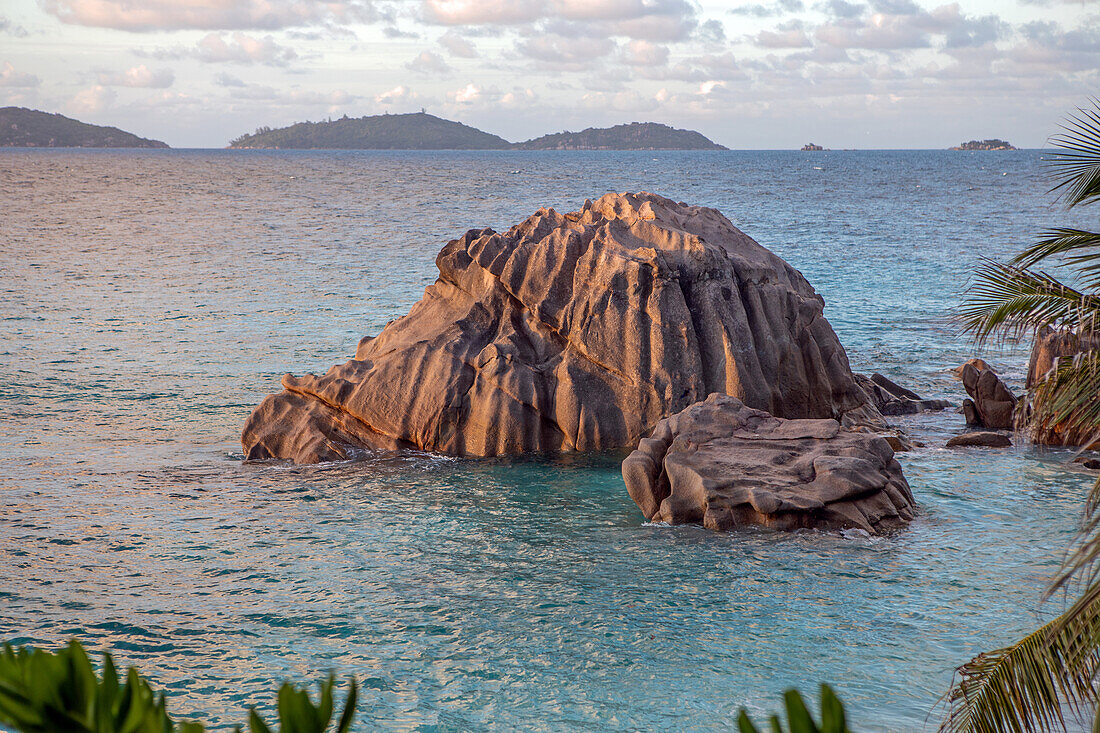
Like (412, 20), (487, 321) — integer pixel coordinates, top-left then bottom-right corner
(241, 192), (1089, 535)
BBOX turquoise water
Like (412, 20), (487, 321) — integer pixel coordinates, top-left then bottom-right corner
(1, 149), (1097, 730)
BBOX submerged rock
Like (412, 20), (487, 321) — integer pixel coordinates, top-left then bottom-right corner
(243, 193), (874, 462)
(945, 431), (1012, 448)
(959, 360), (1017, 430)
(622, 394), (914, 535)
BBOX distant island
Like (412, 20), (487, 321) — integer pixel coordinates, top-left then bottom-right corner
(0, 107), (168, 148)
(227, 114), (726, 151)
(950, 139), (1017, 151)
(514, 122), (726, 150)
(229, 112), (509, 150)
(801, 143), (826, 151)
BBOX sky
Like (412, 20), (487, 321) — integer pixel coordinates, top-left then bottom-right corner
(0, 0), (1098, 148)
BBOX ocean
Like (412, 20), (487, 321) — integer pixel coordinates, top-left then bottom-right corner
(1, 148), (1095, 730)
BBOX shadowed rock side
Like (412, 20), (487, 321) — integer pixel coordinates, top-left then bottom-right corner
(960, 360), (1017, 429)
(622, 394), (914, 534)
(243, 192), (873, 462)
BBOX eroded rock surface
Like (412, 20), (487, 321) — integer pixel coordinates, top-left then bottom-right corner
(622, 394), (914, 535)
(243, 192), (873, 462)
(960, 360), (1017, 430)
(854, 372), (951, 416)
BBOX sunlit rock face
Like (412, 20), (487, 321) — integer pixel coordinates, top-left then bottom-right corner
(242, 192), (872, 463)
(623, 394), (915, 535)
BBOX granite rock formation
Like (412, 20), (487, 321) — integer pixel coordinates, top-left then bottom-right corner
(243, 192), (873, 462)
(960, 360), (1017, 429)
(854, 372), (951, 415)
(945, 431), (1012, 448)
(622, 394), (914, 534)
(1026, 328), (1100, 446)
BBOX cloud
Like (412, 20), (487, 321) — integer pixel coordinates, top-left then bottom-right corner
(729, 0), (805, 17)
(0, 62), (40, 87)
(68, 84), (116, 114)
(449, 82), (481, 103)
(215, 72), (246, 87)
(515, 34), (616, 67)
(384, 26), (419, 38)
(405, 50), (452, 74)
(422, 0), (698, 41)
(756, 21), (812, 48)
(622, 40), (669, 66)
(376, 85), (417, 104)
(439, 30), (477, 57)
(41, 0), (381, 31)
(816, 0), (865, 18)
(195, 32), (297, 66)
(0, 16), (29, 36)
(99, 64), (174, 88)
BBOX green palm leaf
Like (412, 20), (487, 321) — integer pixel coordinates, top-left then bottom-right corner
(938, 591), (1100, 733)
(957, 260), (1100, 345)
(1013, 229), (1100, 279)
(1049, 101), (1100, 209)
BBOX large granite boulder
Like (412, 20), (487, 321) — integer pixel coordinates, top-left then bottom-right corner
(243, 192), (873, 462)
(959, 360), (1017, 430)
(622, 394), (915, 534)
(1026, 328), (1100, 446)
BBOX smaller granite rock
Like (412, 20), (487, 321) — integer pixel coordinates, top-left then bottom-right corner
(855, 373), (951, 416)
(945, 431), (1012, 448)
(622, 393), (915, 535)
(960, 361), (1017, 429)
(961, 399), (980, 427)
(1074, 457), (1100, 470)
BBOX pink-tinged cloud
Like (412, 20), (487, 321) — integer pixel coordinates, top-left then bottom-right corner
(195, 32), (297, 65)
(0, 61), (40, 87)
(41, 0), (379, 31)
(99, 64), (175, 88)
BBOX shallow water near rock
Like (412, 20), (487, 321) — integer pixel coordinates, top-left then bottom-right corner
(1, 148), (1097, 730)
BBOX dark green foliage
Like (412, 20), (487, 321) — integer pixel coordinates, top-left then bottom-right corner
(245, 676), (357, 733)
(0, 107), (168, 148)
(227, 112), (510, 150)
(0, 640), (201, 733)
(513, 121), (728, 150)
(737, 685), (851, 733)
(0, 641), (357, 733)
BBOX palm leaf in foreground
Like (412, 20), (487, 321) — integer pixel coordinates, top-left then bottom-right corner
(957, 260), (1100, 345)
(1049, 102), (1100, 209)
(1013, 229), (1100, 283)
(939, 588), (1100, 733)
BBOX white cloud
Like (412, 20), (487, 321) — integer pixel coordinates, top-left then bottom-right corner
(376, 85), (416, 104)
(0, 61), (39, 87)
(450, 82), (481, 103)
(756, 21), (812, 48)
(405, 50), (451, 74)
(99, 64), (174, 88)
(68, 84), (116, 114)
(194, 32), (297, 66)
(622, 40), (669, 66)
(41, 0), (381, 31)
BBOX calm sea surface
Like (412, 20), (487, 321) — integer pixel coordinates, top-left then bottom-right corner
(2, 149), (1097, 731)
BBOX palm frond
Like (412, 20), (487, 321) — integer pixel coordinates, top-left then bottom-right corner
(1049, 101), (1100, 209)
(958, 260), (1100, 345)
(1028, 350), (1100, 450)
(1013, 229), (1100, 278)
(939, 589), (1100, 733)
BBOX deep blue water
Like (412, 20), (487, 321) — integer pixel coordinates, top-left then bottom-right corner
(1, 148), (1097, 731)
